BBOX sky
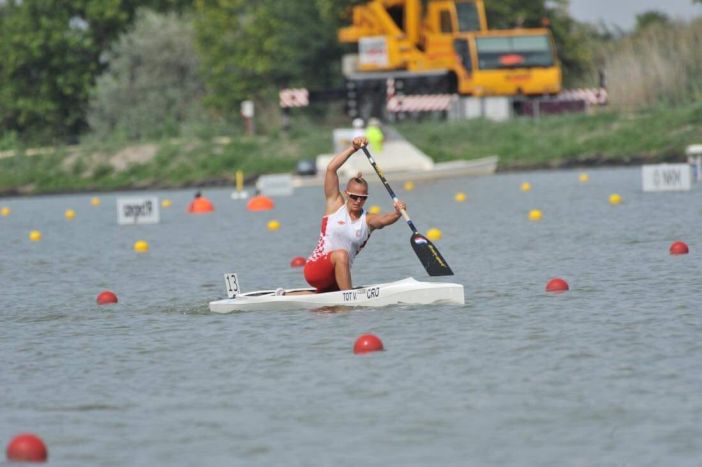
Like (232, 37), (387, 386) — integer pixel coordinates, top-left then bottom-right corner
(569, 0), (702, 30)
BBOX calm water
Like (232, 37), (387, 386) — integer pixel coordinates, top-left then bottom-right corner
(1, 167), (701, 466)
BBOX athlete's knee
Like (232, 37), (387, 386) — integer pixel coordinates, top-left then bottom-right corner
(331, 249), (349, 265)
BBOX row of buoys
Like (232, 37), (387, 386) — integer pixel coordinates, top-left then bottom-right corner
(526, 194), (623, 222)
(521, 173), (590, 191)
(544, 242), (690, 293)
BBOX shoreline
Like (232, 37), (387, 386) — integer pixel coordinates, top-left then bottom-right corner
(2, 103), (699, 198)
(0, 153), (688, 198)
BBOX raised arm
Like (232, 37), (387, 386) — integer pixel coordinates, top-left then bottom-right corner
(323, 136), (367, 214)
(367, 200), (407, 231)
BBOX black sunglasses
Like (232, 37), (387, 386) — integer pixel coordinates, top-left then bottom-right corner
(347, 193), (368, 201)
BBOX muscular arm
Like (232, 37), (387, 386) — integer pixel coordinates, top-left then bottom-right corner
(323, 137), (367, 214)
(367, 200), (406, 231)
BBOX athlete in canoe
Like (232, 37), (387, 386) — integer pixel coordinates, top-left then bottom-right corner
(304, 136), (406, 292)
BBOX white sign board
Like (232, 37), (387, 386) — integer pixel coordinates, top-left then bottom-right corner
(641, 164), (691, 192)
(256, 174), (294, 197)
(241, 100), (254, 118)
(359, 36), (389, 67)
(117, 197), (160, 225)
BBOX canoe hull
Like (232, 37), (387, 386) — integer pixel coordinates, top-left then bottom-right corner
(208, 277), (464, 313)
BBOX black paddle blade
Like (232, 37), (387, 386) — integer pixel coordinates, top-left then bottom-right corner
(410, 233), (454, 276)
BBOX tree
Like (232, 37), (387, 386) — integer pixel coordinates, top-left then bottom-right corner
(88, 10), (205, 140)
(194, 0), (354, 115)
(634, 11), (670, 32)
(0, 0), (193, 142)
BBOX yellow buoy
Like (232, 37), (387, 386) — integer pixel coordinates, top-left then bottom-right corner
(454, 192), (466, 202)
(1, 207), (10, 217)
(520, 182), (532, 192)
(29, 230), (42, 241)
(368, 205), (381, 214)
(64, 209), (76, 220)
(579, 172), (589, 183)
(90, 196), (101, 206)
(528, 209), (543, 221)
(403, 181), (415, 191)
(134, 240), (149, 252)
(609, 193), (622, 205)
(267, 220), (281, 231)
(161, 199), (172, 208)
(426, 228), (442, 241)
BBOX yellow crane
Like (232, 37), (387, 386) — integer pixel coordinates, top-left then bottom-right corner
(339, 0), (562, 117)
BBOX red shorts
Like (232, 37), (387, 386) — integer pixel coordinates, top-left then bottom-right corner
(303, 252), (339, 293)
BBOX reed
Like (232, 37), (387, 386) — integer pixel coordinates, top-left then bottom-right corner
(603, 18), (702, 111)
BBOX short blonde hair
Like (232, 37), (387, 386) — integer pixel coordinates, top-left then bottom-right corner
(347, 172), (368, 189)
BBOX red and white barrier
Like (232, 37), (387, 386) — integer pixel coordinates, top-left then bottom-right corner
(386, 94), (455, 113)
(279, 88), (309, 108)
(557, 88), (608, 105)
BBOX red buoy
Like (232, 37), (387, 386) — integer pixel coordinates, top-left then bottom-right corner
(187, 197), (214, 213)
(546, 278), (569, 293)
(353, 334), (384, 354)
(669, 241), (689, 255)
(6, 433), (47, 463)
(246, 195), (274, 212)
(290, 256), (306, 268)
(96, 290), (118, 305)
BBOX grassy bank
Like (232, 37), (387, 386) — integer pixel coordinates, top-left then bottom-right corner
(399, 102), (702, 169)
(1, 102), (701, 196)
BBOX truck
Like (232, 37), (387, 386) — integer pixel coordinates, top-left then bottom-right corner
(338, 0), (562, 118)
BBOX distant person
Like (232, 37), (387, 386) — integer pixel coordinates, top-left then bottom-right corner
(366, 117), (384, 153)
(188, 190), (214, 213)
(303, 136), (406, 292)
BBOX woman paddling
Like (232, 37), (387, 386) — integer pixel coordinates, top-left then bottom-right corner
(303, 136), (406, 292)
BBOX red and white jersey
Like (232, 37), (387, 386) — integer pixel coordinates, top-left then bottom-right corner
(308, 204), (371, 265)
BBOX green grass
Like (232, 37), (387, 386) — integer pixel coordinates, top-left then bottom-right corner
(1, 103), (701, 196)
(397, 102), (702, 169)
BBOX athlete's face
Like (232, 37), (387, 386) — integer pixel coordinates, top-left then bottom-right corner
(345, 181), (368, 211)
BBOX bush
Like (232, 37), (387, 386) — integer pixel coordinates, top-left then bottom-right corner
(88, 9), (205, 140)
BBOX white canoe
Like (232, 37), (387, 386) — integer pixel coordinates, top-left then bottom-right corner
(208, 277), (464, 313)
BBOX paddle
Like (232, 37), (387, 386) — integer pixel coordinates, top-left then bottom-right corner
(360, 146), (454, 276)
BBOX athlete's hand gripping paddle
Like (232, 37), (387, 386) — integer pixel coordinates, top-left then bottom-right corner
(360, 146), (454, 276)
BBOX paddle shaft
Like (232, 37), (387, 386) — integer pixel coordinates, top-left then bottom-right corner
(360, 146), (417, 233)
(359, 146), (453, 276)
